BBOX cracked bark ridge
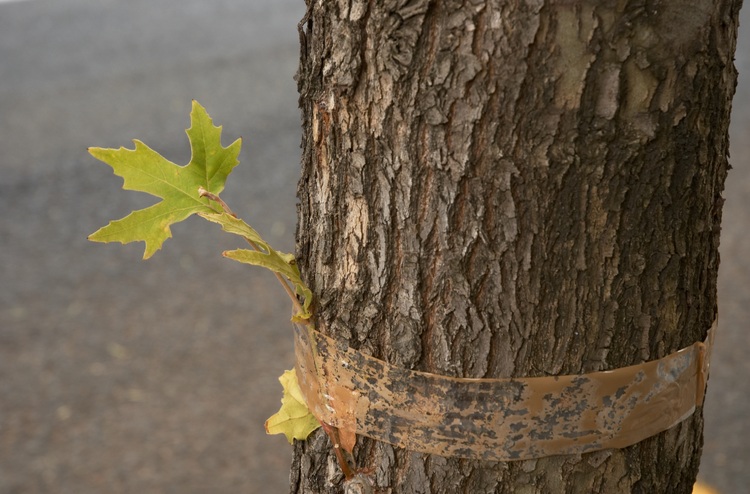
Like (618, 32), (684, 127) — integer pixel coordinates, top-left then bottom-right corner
(293, 0), (740, 492)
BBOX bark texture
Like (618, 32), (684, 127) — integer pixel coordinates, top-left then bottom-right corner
(292, 0), (741, 492)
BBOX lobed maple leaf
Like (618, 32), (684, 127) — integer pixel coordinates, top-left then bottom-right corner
(88, 101), (241, 259)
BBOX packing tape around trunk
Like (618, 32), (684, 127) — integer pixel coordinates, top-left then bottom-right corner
(293, 318), (716, 461)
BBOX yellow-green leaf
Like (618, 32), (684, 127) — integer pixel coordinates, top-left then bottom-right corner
(200, 212), (313, 319)
(88, 101), (241, 259)
(265, 369), (320, 443)
(198, 211), (265, 247)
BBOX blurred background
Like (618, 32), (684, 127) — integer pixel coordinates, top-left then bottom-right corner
(0, 1), (747, 492)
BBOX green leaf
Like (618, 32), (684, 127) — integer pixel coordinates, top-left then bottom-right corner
(88, 101), (241, 259)
(265, 369), (320, 443)
(198, 211), (266, 247)
(199, 212), (313, 319)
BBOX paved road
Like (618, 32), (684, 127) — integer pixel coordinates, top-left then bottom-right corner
(1, 1), (305, 492)
(0, 1), (748, 493)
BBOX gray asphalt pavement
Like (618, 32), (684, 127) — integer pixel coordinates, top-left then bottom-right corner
(0, 1), (748, 493)
(1, 1), (304, 492)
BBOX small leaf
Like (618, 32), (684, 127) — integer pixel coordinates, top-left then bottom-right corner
(198, 211), (266, 247)
(200, 212), (313, 319)
(265, 369), (320, 443)
(225, 248), (313, 319)
(88, 101), (240, 258)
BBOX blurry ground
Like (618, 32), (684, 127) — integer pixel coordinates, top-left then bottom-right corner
(0, 1), (304, 492)
(0, 1), (748, 493)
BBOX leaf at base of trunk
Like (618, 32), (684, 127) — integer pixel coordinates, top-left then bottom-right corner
(265, 369), (321, 444)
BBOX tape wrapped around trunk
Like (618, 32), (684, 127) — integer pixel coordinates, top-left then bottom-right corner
(293, 319), (715, 461)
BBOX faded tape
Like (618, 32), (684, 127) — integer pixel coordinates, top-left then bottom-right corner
(294, 319), (716, 461)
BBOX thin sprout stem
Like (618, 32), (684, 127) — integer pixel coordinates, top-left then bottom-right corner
(199, 191), (342, 470)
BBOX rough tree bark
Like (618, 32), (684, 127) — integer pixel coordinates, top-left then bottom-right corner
(291, 0), (741, 492)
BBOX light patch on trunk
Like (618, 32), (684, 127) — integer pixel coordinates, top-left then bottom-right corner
(554, 6), (596, 110)
(623, 58), (659, 116)
(338, 196), (369, 289)
(595, 64), (621, 120)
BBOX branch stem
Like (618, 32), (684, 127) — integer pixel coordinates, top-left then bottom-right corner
(198, 187), (236, 217)
(321, 422), (355, 480)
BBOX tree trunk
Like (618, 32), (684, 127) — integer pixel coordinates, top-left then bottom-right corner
(291, 0), (741, 492)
